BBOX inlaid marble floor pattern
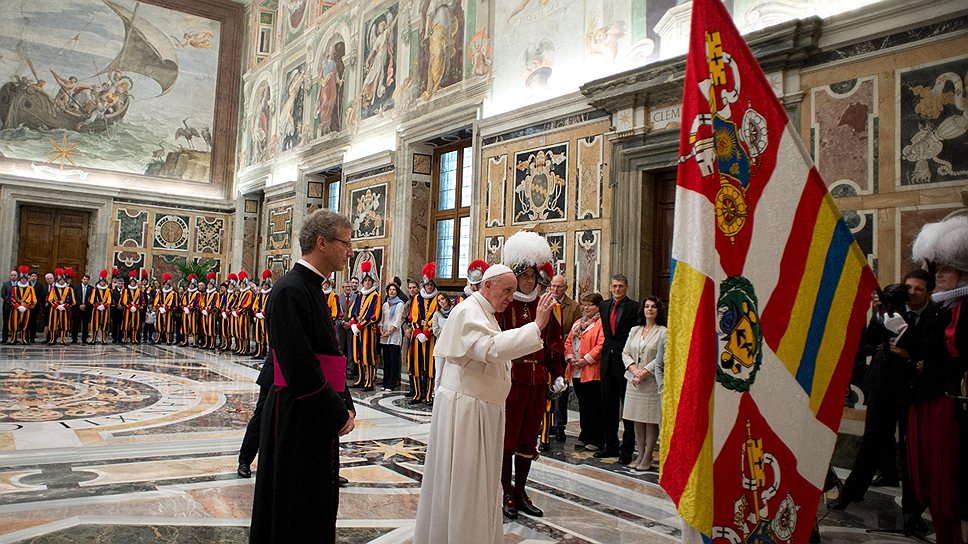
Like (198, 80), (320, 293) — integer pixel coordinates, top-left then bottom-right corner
(0, 344), (931, 543)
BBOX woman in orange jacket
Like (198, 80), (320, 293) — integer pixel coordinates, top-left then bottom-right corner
(564, 292), (606, 452)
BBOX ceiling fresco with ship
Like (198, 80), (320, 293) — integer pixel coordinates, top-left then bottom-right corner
(0, 0), (222, 182)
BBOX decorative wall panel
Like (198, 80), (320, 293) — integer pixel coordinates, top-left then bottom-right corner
(576, 135), (604, 219)
(811, 77), (878, 196)
(486, 155), (507, 227)
(350, 183), (387, 240)
(574, 229), (601, 301)
(513, 144), (568, 224)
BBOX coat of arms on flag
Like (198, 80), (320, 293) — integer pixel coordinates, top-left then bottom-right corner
(660, 0), (878, 543)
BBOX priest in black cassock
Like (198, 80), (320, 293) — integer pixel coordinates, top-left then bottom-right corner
(249, 209), (357, 543)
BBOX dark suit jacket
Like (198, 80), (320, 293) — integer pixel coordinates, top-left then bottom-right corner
(1, 280), (13, 309)
(73, 284), (93, 311)
(599, 296), (641, 380)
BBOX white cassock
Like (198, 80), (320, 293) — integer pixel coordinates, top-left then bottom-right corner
(413, 291), (543, 544)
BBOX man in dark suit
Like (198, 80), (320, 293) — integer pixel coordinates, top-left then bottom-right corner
(1, 270), (17, 343)
(596, 274), (639, 463)
(72, 274), (93, 344)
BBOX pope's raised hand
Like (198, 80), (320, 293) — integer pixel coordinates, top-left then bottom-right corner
(534, 292), (555, 330)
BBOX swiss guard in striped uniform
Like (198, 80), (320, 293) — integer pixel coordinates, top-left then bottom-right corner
(181, 274), (201, 346)
(349, 261), (382, 391)
(155, 273), (177, 344)
(200, 273), (219, 349)
(88, 270), (112, 344)
(407, 262), (439, 404)
(251, 270), (272, 359)
(8, 266), (36, 345)
(235, 271), (254, 356)
(496, 231), (566, 520)
(121, 271), (145, 344)
(322, 275), (340, 324)
(455, 260), (489, 305)
(222, 273), (239, 352)
(47, 267), (76, 345)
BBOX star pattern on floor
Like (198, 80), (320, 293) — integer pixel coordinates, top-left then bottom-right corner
(356, 440), (425, 461)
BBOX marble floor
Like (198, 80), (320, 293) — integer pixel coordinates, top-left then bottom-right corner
(0, 343), (936, 543)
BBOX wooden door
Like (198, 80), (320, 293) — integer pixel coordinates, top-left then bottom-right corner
(17, 206), (90, 278)
(651, 171), (677, 306)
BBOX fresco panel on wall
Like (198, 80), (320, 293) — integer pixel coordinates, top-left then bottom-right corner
(0, 0), (221, 182)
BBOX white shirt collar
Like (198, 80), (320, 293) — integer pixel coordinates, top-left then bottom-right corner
(297, 258), (324, 278)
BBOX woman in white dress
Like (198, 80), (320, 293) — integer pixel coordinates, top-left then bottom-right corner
(621, 296), (667, 472)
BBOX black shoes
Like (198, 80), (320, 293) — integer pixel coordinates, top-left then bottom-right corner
(903, 516), (928, 536)
(237, 463), (251, 478)
(555, 429), (566, 442)
(502, 494), (518, 519)
(593, 449), (619, 459)
(870, 476), (899, 487)
(538, 442), (550, 452)
(618, 453), (633, 465)
(516, 494), (543, 517)
(338, 476), (348, 487)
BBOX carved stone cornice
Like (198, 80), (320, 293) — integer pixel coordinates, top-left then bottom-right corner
(580, 17), (822, 112)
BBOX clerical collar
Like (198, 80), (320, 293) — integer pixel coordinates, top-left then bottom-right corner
(296, 258), (324, 279)
(360, 284), (377, 295)
(421, 288), (438, 300)
(513, 285), (540, 302)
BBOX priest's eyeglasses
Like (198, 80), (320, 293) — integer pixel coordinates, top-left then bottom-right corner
(330, 237), (353, 249)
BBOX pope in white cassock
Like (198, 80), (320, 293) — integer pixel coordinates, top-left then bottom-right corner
(413, 264), (557, 544)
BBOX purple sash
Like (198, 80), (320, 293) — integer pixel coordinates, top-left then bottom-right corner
(273, 350), (346, 392)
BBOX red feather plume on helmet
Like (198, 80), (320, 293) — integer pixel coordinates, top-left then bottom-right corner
(360, 261), (372, 273)
(228, 273), (238, 282)
(238, 271), (249, 281)
(18, 265), (29, 275)
(262, 269), (272, 280)
(129, 270), (137, 278)
(466, 259), (489, 285)
(112, 267), (119, 277)
(64, 267), (75, 278)
(538, 262), (555, 286)
(206, 272), (217, 282)
(55, 267), (65, 277)
(99, 269), (108, 279)
(141, 270), (149, 278)
(162, 273), (172, 283)
(188, 273), (198, 283)
(421, 262), (436, 285)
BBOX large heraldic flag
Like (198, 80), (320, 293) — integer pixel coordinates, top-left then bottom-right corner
(659, 0), (878, 543)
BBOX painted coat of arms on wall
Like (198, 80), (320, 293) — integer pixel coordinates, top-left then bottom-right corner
(0, 0), (221, 182)
(513, 144), (567, 224)
(350, 184), (387, 239)
(416, 0), (464, 102)
(898, 55), (968, 187)
(360, 4), (399, 119)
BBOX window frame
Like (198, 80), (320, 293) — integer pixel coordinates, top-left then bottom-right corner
(429, 138), (473, 287)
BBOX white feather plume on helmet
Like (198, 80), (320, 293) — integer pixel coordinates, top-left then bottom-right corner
(911, 215), (968, 273)
(502, 231), (553, 281)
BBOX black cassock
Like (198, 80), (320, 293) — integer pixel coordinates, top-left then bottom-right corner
(250, 262), (354, 543)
